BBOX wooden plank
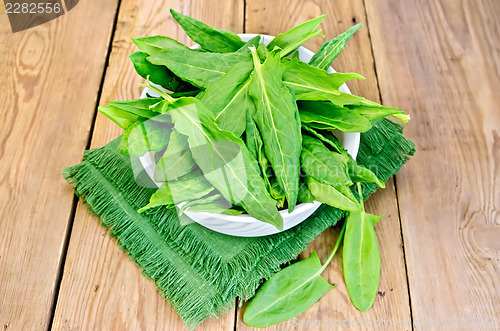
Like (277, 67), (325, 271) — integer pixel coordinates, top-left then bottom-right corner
(365, 0), (500, 329)
(236, 1), (411, 329)
(51, 1), (244, 330)
(0, 2), (119, 330)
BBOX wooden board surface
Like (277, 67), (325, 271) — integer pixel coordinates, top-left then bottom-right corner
(0, 1), (119, 330)
(50, 1), (243, 330)
(365, 0), (500, 329)
(237, 1), (411, 330)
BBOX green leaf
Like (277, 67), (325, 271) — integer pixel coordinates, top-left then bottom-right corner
(138, 170), (215, 213)
(168, 170), (216, 205)
(186, 200), (244, 215)
(347, 104), (410, 123)
(269, 179), (286, 208)
(154, 129), (196, 182)
(138, 185), (174, 212)
(309, 24), (362, 70)
(301, 135), (352, 187)
(99, 97), (170, 130)
(245, 115), (278, 200)
(329, 92), (413, 123)
(267, 15), (326, 57)
(98, 105), (145, 130)
(243, 251), (334, 327)
(168, 97), (283, 229)
(301, 124), (344, 153)
(348, 161), (385, 188)
(283, 59), (364, 101)
(148, 100), (174, 114)
(298, 179), (315, 203)
(118, 120), (172, 157)
(129, 51), (193, 92)
(108, 98), (165, 119)
(147, 49), (250, 89)
(343, 211), (382, 311)
(198, 59), (254, 136)
(248, 48), (302, 211)
(307, 177), (361, 212)
(170, 9), (244, 53)
(256, 43), (269, 61)
(245, 112), (263, 162)
(299, 100), (372, 133)
(236, 35), (261, 53)
(246, 115), (285, 207)
(244, 220), (347, 328)
(132, 35), (189, 55)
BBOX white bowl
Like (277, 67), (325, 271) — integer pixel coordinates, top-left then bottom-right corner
(138, 34), (360, 237)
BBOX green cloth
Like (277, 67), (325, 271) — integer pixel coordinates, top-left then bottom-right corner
(63, 118), (414, 329)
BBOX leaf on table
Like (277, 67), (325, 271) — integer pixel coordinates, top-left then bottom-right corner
(198, 59), (254, 136)
(147, 49), (250, 89)
(248, 47), (302, 211)
(301, 135), (352, 187)
(138, 185), (174, 212)
(299, 100), (372, 133)
(283, 59), (364, 101)
(308, 23), (362, 70)
(170, 9), (244, 53)
(168, 97), (283, 229)
(343, 211), (382, 311)
(243, 251), (334, 327)
(307, 177), (361, 212)
(267, 15), (326, 57)
(154, 129), (196, 182)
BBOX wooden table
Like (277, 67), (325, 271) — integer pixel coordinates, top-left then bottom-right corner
(1, 0), (499, 330)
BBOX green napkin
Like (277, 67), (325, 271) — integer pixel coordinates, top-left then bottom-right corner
(63, 118), (414, 329)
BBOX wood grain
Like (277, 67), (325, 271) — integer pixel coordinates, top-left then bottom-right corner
(0, 1), (119, 330)
(237, 1), (412, 330)
(365, 0), (500, 329)
(51, 1), (243, 330)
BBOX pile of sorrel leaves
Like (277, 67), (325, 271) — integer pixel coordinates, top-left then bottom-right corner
(99, 9), (410, 327)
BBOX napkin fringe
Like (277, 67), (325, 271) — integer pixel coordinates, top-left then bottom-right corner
(62, 118), (415, 329)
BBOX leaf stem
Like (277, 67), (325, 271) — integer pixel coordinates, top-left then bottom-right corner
(320, 220), (347, 273)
